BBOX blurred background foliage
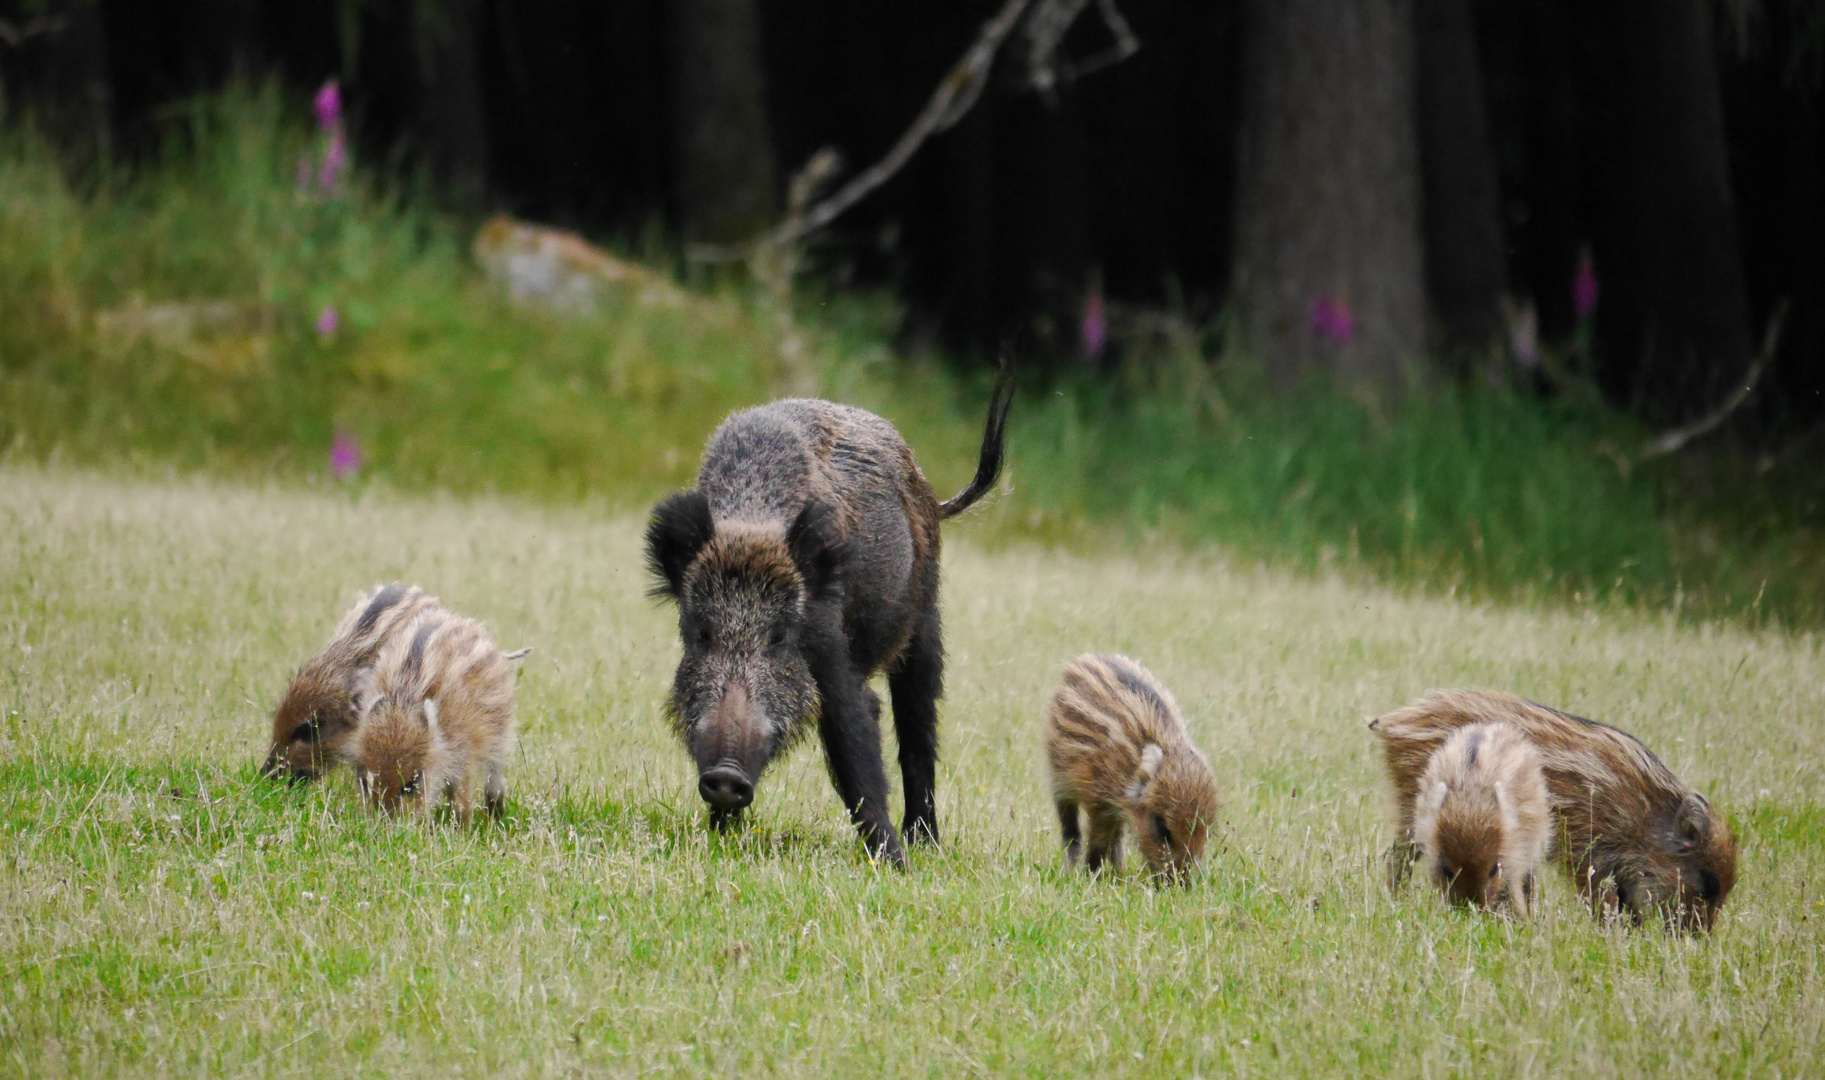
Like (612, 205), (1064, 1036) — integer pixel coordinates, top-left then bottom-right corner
(0, 1), (1823, 624)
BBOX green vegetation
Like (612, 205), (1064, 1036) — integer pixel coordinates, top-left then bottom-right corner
(2, 469), (1820, 1077)
(2, 87), (1821, 623)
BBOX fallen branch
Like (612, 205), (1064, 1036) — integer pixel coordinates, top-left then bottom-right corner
(1638, 298), (1788, 461)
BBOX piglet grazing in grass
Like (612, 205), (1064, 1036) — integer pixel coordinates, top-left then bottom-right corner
(1372, 689), (1737, 931)
(1045, 654), (1220, 884)
(1411, 722), (1552, 914)
(263, 583), (440, 781)
(343, 610), (529, 822)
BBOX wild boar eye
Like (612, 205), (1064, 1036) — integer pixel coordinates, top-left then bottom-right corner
(1437, 863), (1455, 883)
(694, 624), (712, 648)
(768, 625), (788, 648)
(1151, 815), (1172, 846)
(289, 722), (314, 743)
(1490, 861), (1502, 879)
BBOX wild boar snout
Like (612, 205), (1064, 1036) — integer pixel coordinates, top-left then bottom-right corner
(692, 681), (770, 811)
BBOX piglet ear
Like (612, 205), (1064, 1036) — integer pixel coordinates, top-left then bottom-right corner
(1126, 744), (1166, 801)
(787, 499), (846, 601)
(351, 668), (380, 716)
(646, 490), (714, 600)
(1676, 793), (1712, 846)
(1494, 781), (1519, 835)
(423, 698), (441, 734)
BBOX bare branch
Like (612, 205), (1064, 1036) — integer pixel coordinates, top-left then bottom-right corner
(688, 0), (1033, 264)
(1027, 0), (1141, 95)
(1638, 298), (1789, 461)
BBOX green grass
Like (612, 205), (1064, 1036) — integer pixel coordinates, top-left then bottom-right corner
(3, 85), (1824, 625)
(2, 467), (1822, 1077)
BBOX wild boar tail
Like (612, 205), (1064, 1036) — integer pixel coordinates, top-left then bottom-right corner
(939, 351), (1016, 519)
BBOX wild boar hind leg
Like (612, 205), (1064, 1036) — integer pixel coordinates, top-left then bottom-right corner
(887, 612), (944, 846)
(815, 661), (908, 869)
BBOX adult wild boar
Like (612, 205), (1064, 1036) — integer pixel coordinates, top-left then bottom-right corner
(645, 364), (1013, 867)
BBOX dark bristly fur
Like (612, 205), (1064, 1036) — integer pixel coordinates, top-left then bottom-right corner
(938, 353), (1015, 519)
(344, 609), (524, 822)
(645, 366), (1013, 868)
(1045, 654), (1220, 884)
(1370, 689), (1738, 931)
(262, 583), (439, 780)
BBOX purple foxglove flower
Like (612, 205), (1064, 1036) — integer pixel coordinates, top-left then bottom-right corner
(1309, 296), (1355, 345)
(318, 131), (347, 192)
(330, 432), (361, 479)
(314, 80), (342, 133)
(315, 306), (339, 337)
(1573, 251), (1599, 321)
(1081, 292), (1107, 359)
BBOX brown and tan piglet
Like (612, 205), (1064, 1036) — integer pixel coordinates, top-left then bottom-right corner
(263, 583), (440, 780)
(1412, 722), (1553, 913)
(343, 610), (529, 822)
(1045, 654), (1220, 884)
(1371, 689), (1736, 931)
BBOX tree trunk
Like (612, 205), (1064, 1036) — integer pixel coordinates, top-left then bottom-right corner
(416, 0), (491, 199)
(1230, 0), (1426, 400)
(1415, 0), (1506, 363)
(668, 0), (777, 244)
(1588, 0), (1752, 425)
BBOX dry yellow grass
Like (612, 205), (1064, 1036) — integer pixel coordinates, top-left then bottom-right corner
(1, 466), (1820, 1077)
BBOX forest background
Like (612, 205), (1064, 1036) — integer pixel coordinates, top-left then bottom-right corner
(2, 0), (1824, 623)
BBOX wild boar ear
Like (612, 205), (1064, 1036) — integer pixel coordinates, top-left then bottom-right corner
(351, 668), (380, 716)
(422, 698), (441, 734)
(787, 499), (846, 601)
(646, 490), (714, 600)
(1676, 793), (1711, 846)
(1126, 744), (1165, 801)
(1494, 781), (1519, 835)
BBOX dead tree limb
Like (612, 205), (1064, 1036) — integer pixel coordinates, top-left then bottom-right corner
(1638, 298), (1788, 461)
(688, 0), (1032, 264)
(688, 0), (1140, 266)
(1026, 0), (1140, 96)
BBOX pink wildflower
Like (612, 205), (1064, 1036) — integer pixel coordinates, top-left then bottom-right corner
(313, 80), (342, 133)
(1308, 295), (1355, 345)
(1572, 250), (1599, 321)
(315, 306), (339, 338)
(330, 431), (361, 479)
(1081, 292), (1107, 359)
(318, 130), (347, 192)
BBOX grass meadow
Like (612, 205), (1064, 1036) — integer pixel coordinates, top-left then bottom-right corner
(2, 467), (1821, 1078)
